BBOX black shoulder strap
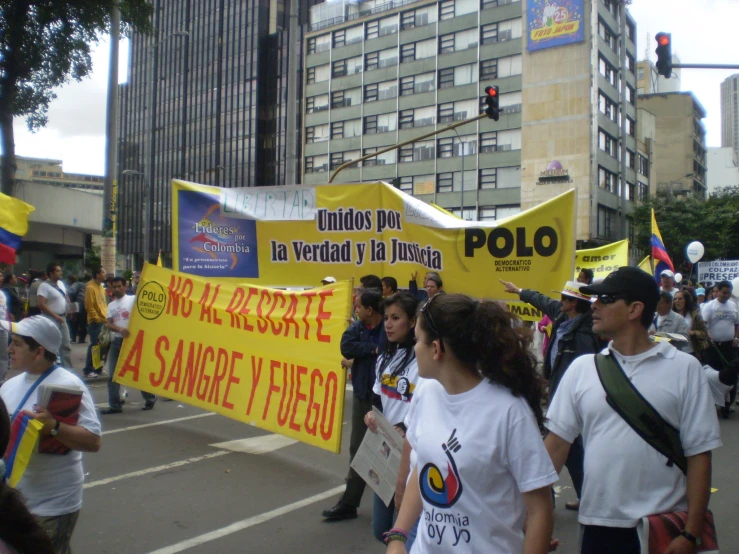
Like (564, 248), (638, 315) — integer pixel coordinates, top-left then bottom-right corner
(594, 353), (687, 475)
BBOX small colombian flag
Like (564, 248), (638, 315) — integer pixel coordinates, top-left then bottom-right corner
(3, 413), (44, 487)
(0, 192), (34, 264)
(650, 209), (674, 282)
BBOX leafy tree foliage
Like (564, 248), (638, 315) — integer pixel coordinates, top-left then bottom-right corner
(0, 0), (152, 194)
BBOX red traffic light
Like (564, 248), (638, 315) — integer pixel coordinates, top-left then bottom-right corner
(485, 85), (498, 97)
(657, 34), (670, 46)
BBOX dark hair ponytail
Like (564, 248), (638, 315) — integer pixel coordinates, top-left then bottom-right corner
(378, 292), (419, 377)
(419, 295), (545, 430)
(0, 399), (55, 554)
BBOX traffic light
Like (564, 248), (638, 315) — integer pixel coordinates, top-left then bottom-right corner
(655, 32), (672, 78)
(484, 85), (500, 121)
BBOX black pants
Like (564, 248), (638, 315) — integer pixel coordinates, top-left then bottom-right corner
(341, 394), (374, 507)
(581, 525), (640, 554)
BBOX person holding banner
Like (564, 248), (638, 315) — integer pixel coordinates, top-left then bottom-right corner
(363, 292), (421, 543)
(0, 316), (101, 554)
(323, 289), (385, 521)
(83, 267), (107, 378)
(384, 295), (555, 553)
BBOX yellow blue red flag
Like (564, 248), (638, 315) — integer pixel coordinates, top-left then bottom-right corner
(651, 209), (674, 282)
(3, 413), (43, 487)
(0, 193), (34, 264)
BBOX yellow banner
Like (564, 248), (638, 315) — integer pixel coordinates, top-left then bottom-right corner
(574, 240), (629, 280)
(172, 181), (576, 300)
(530, 20), (581, 42)
(114, 264), (352, 453)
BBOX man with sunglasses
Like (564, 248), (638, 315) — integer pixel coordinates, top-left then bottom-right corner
(501, 279), (602, 512)
(544, 267), (720, 554)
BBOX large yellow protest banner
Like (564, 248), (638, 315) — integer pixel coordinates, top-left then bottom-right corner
(172, 181), (576, 299)
(114, 264), (352, 453)
(574, 240), (629, 280)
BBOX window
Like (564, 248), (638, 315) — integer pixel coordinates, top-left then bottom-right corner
(499, 91), (522, 113)
(439, 68), (454, 89)
(626, 20), (635, 41)
(454, 63), (478, 86)
(626, 85), (635, 105)
(331, 87), (361, 108)
(343, 119), (362, 138)
(439, 0), (455, 20)
(479, 206), (496, 220)
(413, 140), (435, 161)
(437, 136), (477, 157)
(438, 138), (454, 158)
(306, 94), (329, 113)
(479, 168), (497, 189)
(497, 205), (521, 219)
(308, 34), (330, 55)
(598, 166), (617, 192)
(451, 207), (477, 220)
(399, 144), (414, 163)
(626, 149), (635, 170)
(379, 15), (399, 36)
(598, 129), (618, 157)
(480, 131), (497, 153)
(401, 12), (415, 30)
(482, 0), (521, 9)
(439, 34), (455, 54)
(305, 124), (329, 143)
(305, 154), (328, 173)
(627, 53), (635, 73)
(453, 99), (477, 121)
(401, 106), (435, 129)
(455, 0), (478, 16)
(626, 117), (635, 137)
(363, 147), (396, 166)
(627, 182), (636, 202)
(603, 0), (619, 19)
(401, 5), (437, 29)
(482, 19), (522, 44)
(366, 48), (398, 70)
(481, 23), (498, 45)
(438, 102), (454, 123)
(638, 181), (649, 202)
(366, 21), (379, 40)
(364, 83), (378, 102)
(598, 20), (618, 54)
(480, 59), (497, 79)
(331, 121), (344, 139)
(364, 113), (397, 134)
(598, 205), (615, 239)
(399, 110), (414, 129)
(598, 91), (618, 122)
(401, 43), (416, 63)
(497, 129), (521, 151)
(398, 177), (413, 192)
(365, 52), (379, 71)
(440, 28), (478, 54)
(437, 172), (454, 192)
(307, 64), (329, 84)
(400, 76), (414, 96)
(365, 80), (397, 102)
(638, 154), (648, 176)
(333, 25), (362, 48)
(599, 57), (617, 87)
(332, 60), (347, 78)
(330, 153), (344, 170)
(498, 55), (522, 77)
(333, 29), (345, 48)
(479, 167), (520, 189)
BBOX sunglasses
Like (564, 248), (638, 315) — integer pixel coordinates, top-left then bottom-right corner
(420, 294), (445, 352)
(595, 293), (628, 305)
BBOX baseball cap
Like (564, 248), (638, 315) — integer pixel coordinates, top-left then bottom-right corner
(660, 269), (675, 278)
(551, 281), (592, 302)
(321, 276), (337, 284)
(581, 266), (660, 313)
(0, 316), (61, 354)
(696, 287), (706, 296)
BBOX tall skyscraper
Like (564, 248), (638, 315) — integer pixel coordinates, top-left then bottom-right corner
(117, 0), (315, 264)
(721, 74), (739, 164)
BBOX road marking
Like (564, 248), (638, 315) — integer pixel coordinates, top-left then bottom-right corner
(102, 413), (216, 435)
(84, 451), (231, 489)
(148, 485), (345, 554)
(210, 434), (297, 454)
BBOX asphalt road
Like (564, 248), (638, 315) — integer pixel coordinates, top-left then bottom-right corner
(15, 342), (739, 553)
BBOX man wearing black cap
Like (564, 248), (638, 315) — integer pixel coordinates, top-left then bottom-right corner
(544, 267), (720, 554)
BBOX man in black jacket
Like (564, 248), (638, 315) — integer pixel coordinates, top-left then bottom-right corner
(501, 279), (603, 511)
(322, 289), (384, 520)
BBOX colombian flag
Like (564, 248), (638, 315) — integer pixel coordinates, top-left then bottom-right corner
(0, 192), (34, 264)
(3, 413), (43, 487)
(651, 209), (674, 282)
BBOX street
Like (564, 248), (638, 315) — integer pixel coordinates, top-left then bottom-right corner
(26, 342), (739, 553)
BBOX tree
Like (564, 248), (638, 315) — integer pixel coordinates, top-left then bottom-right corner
(0, 0), (152, 195)
(632, 189), (739, 276)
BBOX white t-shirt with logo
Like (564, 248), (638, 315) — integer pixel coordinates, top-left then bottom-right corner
(0, 367), (101, 517)
(702, 298), (739, 342)
(546, 342), (721, 528)
(107, 295), (135, 339)
(37, 281), (67, 315)
(373, 347), (420, 427)
(406, 379), (557, 553)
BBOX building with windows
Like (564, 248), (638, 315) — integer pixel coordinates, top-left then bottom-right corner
(636, 56), (681, 96)
(13, 156), (104, 194)
(638, 92), (707, 199)
(721, 74), (739, 164)
(302, 0), (525, 221)
(707, 147), (739, 194)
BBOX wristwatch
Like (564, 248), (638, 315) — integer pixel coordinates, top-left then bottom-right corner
(680, 530), (701, 546)
(50, 419), (60, 437)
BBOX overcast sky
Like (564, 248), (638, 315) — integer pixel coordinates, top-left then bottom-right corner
(9, 0), (739, 176)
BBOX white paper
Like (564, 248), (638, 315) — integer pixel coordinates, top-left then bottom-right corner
(350, 407), (404, 507)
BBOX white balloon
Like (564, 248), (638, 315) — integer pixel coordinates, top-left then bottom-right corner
(674, 273), (683, 284)
(732, 277), (739, 292)
(686, 241), (705, 264)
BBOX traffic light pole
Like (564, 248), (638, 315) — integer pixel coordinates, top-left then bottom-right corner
(328, 112), (488, 184)
(672, 64), (739, 70)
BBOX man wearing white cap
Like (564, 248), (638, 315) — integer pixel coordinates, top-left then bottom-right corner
(660, 270), (677, 298)
(321, 276), (337, 285)
(501, 279), (603, 512)
(0, 316), (101, 553)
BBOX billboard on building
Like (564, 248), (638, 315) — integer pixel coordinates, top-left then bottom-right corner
(527, 0), (585, 52)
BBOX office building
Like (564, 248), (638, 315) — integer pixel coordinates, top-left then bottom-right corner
(707, 147), (739, 194)
(117, 0), (316, 263)
(13, 156), (104, 194)
(636, 56), (681, 96)
(638, 92), (707, 199)
(721, 74), (739, 164)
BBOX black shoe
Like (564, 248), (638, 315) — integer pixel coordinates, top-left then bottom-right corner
(100, 407), (123, 414)
(142, 401), (156, 411)
(321, 501), (357, 520)
(722, 406), (730, 419)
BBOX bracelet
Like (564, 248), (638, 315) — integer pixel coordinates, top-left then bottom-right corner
(382, 528), (408, 545)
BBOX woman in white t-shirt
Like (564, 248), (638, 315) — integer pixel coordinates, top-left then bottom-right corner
(364, 292), (421, 544)
(385, 294), (556, 554)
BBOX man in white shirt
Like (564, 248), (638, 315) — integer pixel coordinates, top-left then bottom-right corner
(0, 316), (101, 553)
(545, 267), (720, 554)
(660, 270), (677, 298)
(701, 279), (739, 417)
(100, 277), (157, 414)
(36, 263), (74, 370)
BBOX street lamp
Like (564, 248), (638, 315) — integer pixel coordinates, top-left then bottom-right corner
(144, 30), (189, 265)
(661, 172), (694, 196)
(122, 169), (148, 266)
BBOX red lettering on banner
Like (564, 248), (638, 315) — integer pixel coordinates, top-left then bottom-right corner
(182, 342), (203, 398)
(283, 294), (300, 339)
(267, 291), (286, 336)
(166, 275), (193, 318)
(277, 362), (294, 427)
(320, 371), (338, 441)
(199, 283), (223, 325)
(150, 336), (169, 387)
(222, 351), (243, 410)
(163, 340), (184, 392)
(207, 348), (230, 404)
(304, 369), (323, 436)
(246, 356), (263, 416)
(196, 346), (215, 401)
(316, 290), (333, 343)
(225, 288), (245, 328)
(301, 292), (316, 340)
(118, 330), (144, 381)
(256, 290), (270, 334)
(289, 365), (308, 432)
(238, 287), (258, 332)
(263, 359), (282, 420)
